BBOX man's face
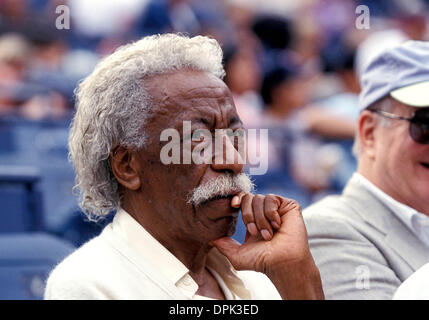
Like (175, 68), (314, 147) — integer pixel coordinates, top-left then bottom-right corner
(135, 70), (246, 244)
(372, 101), (429, 214)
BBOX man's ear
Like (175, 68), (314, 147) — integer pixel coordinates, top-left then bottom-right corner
(110, 146), (142, 191)
(358, 110), (378, 160)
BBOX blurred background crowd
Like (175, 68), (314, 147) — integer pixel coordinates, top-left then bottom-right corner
(0, 0), (428, 297)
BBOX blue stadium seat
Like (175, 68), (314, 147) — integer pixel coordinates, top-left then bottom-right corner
(57, 210), (114, 248)
(0, 120), (15, 154)
(0, 233), (74, 299)
(0, 118), (78, 233)
(232, 211), (247, 244)
(0, 165), (44, 232)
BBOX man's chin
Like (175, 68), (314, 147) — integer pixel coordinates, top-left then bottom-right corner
(214, 215), (238, 237)
(201, 214), (238, 243)
(192, 197), (239, 241)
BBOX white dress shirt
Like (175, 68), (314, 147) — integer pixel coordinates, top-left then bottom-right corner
(112, 208), (250, 300)
(352, 173), (429, 247)
(45, 208), (281, 300)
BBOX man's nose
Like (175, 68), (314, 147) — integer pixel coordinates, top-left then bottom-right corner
(211, 131), (244, 174)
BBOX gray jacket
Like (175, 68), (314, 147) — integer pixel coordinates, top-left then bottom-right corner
(303, 178), (429, 299)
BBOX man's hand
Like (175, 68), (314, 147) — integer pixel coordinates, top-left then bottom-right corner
(211, 193), (324, 300)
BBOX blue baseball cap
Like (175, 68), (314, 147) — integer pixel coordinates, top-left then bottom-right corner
(359, 40), (429, 111)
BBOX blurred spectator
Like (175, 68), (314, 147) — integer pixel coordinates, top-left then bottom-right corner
(252, 14), (293, 52)
(302, 35), (361, 189)
(0, 0), (62, 45)
(393, 0), (427, 41)
(134, 0), (231, 43)
(223, 46), (263, 128)
(250, 14), (295, 75)
(0, 0), (78, 120)
(261, 66), (311, 125)
(254, 64), (315, 204)
(0, 32), (71, 120)
(259, 59), (356, 198)
(135, 0), (200, 36)
(315, 34), (360, 133)
(68, 0), (146, 43)
(355, 0), (428, 76)
(0, 33), (30, 114)
(304, 40), (429, 300)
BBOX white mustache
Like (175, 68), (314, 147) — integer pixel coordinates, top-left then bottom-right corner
(188, 173), (254, 206)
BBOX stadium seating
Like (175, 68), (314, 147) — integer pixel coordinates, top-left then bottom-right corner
(0, 165), (44, 232)
(0, 233), (74, 299)
(0, 117), (77, 233)
(57, 210), (114, 247)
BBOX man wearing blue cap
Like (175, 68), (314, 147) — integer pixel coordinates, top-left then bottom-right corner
(303, 40), (429, 299)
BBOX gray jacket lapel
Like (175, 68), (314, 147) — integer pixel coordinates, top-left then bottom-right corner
(384, 217), (429, 271)
(342, 178), (429, 271)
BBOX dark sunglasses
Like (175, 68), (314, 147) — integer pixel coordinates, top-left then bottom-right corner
(369, 108), (429, 144)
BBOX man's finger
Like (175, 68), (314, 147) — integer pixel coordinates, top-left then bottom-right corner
(231, 192), (246, 208)
(252, 194), (273, 240)
(241, 194), (258, 237)
(264, 194), (282, 229)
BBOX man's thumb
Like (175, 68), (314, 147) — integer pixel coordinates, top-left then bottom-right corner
(211, 237), (242, 267)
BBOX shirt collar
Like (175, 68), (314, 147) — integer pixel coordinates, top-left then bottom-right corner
(112, 208), (189, 286)
(351, 173), (429, 241)
(112, 208), (250, 299)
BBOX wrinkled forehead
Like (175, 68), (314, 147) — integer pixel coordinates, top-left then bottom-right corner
(145, 70), (237, 124)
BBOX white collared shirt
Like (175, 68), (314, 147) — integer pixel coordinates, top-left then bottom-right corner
(44, 208), (281, 300)
(352, 173), (429, 247)
(393, 262), (429, 299)
(112, 208), (251, 300)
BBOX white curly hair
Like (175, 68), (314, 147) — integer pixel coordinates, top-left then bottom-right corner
(69, 33), (225, 220)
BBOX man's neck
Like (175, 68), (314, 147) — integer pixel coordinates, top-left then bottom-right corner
(357, 166), (429, 216)
(121, 200), (212, 273)
(121, 202), (227, 299)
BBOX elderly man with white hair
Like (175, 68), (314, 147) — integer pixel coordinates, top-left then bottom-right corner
(303, 40), (429, 300)
(44, 34), (324, 300)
